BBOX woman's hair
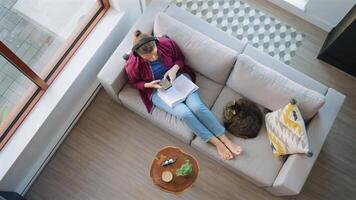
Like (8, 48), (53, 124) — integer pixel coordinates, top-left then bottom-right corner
(133, 30), (156, 55)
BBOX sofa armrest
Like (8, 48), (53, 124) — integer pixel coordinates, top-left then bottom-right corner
(265, 88), (345, 196)
(97, 0), (169, 102)
(97, 42), (128, 102)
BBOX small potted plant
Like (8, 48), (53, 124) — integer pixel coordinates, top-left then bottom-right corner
(175, 159), (192, 177)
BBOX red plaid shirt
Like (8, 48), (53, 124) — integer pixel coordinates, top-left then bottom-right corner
(124, 36), (196, 113)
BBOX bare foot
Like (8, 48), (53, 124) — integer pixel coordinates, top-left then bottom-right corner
(219, 134), (243, 156)
(210, 137), (234, 160)
(216, 142), (234, 160)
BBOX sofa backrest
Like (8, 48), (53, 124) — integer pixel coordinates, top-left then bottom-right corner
(243, 45), (328, 95)
(227, 54), (326, 120)
(154, 12), (239, 85)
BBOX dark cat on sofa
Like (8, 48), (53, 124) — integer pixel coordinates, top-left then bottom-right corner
(223, 98), (263, 138)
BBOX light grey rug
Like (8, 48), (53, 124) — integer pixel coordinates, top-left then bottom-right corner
(170, 0), (304, 64)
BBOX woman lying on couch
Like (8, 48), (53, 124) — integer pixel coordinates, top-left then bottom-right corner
(124, 30), (242, 160)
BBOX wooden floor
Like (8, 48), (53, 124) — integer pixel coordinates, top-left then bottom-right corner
(26, 0), (356, 200)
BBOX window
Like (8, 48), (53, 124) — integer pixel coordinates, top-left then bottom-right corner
(0, 0), (109, 149)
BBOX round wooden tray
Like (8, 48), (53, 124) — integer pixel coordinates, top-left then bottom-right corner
(150, 146), (199, 194)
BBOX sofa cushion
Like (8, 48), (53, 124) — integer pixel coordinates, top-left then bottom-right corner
(119, 83), (194, 144)
(118, 73), (223, 144)
(227, 54), (325, 120)
(154, 12), (238, 84)
(191, 86), (284, 187)
(243, 45), (328, 95)
(164, 4), (247, 54)
(194, 73), (224, 108)
(265, 102), (311, 157)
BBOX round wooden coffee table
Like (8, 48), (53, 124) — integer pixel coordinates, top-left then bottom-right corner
(150, 146), (199, 194)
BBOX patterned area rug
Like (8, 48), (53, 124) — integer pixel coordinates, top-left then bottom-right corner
(170, 0), (304, 64)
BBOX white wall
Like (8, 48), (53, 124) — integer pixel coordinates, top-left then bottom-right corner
(306, 0), (355, 29)
(268, 0), (355, 31)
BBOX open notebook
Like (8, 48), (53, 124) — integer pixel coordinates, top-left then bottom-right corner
(157, 75), (199, 108)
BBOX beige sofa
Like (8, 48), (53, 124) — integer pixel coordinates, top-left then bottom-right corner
(97, 0), (345, 196)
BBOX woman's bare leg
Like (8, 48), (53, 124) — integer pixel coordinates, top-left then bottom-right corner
(209, 137), (234, 160)
(218, 134), (242, 155)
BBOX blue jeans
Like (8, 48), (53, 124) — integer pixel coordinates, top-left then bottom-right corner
(152, 89), (225, 142)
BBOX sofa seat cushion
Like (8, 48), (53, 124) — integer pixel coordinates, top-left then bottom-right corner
(194, 73), (224, 108)
(191, 86), (284, 187)
(118, 73), (223, 144)
(119, 83), (194, 144)
(154, 12), (238, 85)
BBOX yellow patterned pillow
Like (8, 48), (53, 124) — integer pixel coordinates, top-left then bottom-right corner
(265, 100), (313, 157)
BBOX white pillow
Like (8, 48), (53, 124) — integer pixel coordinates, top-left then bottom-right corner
(227, 54), (325, 120)
(154, 12), (238, 84)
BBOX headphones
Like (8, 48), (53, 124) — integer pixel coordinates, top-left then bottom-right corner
(131, 36), (159, 57)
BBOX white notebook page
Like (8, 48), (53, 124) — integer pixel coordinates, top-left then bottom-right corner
(157, 75), (198, 107)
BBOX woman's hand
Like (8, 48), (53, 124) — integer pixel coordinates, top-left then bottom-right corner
(144, 80), (161, 89)
(163, 64), (180, 83)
